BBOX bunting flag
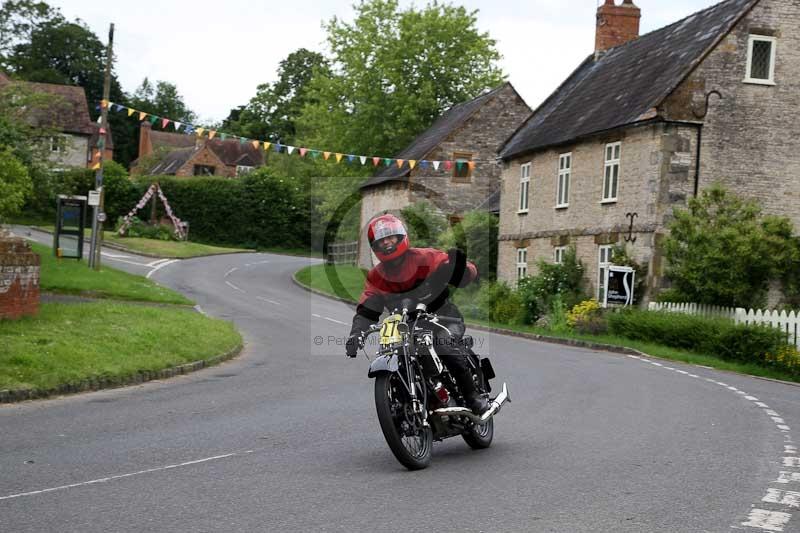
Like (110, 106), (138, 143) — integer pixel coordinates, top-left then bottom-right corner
(96, 115), (102, 124)
(105, 100), (477, 173)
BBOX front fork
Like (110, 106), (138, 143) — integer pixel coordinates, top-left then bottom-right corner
(402, 340), (428, 426)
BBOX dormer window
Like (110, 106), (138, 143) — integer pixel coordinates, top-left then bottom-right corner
(745, 35), (776, 85)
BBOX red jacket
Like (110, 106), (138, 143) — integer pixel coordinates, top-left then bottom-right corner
(356, 248), (478, 321)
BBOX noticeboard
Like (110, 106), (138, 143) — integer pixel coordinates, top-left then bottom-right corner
(604, 265), (635, 307)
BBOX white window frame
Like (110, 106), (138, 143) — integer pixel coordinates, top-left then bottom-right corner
(602, 142), (621, 203)
(744, 35), (777, 85)
(49, 136), (63, 153)
(554, 246), (567, 264)
(556, 153), (571, 208)
(597, 245), (614, 301)
(516, 248), (528, 280)
(518, 163), (531, 213)
(236, 165), (254, 176)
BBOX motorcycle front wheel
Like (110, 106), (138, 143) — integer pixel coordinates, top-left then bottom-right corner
(374, 373), (432, 470)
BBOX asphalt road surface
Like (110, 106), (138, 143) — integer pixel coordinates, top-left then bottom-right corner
(2, 244), (799, 532)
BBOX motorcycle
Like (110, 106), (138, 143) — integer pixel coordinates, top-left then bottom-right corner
(355, 297), (510, 470)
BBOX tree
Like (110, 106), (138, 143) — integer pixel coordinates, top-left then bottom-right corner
(297, 0), (505, 158)
(439, 210), (498, 281)
(223, 48), (329, 144)
(0, 0), (63, 69)
(130, 77), (196, 123)
(663, 184), (797, 307)
(0, 147), (32, 221)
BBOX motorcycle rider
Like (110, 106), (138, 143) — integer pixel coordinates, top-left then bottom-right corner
(345, 214), (488, 414)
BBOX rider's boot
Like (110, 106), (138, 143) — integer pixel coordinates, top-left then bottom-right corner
(451, 366), (488, 415)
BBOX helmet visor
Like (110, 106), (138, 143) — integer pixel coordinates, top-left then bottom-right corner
(370, 219), (407, 242)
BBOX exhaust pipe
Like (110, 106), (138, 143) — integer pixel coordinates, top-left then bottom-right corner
(431, 382), (510, 424)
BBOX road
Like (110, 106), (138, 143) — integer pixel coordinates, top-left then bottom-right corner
(1, 238), (799, 532)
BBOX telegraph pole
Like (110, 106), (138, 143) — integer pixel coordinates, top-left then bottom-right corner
(89, 23), (114, 270)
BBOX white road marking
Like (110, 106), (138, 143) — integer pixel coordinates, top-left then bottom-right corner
(741, 509), (791, 531)
(146, 259), (179, 279)
(763, 489), (800, 508)
(194, 305), (207, 316)
(101, 251), (132, 259)
(322, 316), (348, 326)
(787, 446), (798, 454)
(779, 425), (792, 432)
(766, 410), (780, 417)
(756, 402), (770, 408)
(225, 281), (244, 293)
(651, 362), (663, 367)
(0, 451), (253, 501)
(747, 396), (761, 401)
(783, 457), (800, 467)
(146, 258), (170, 267)
(224, 267), (239, 277)
(256, 296), (280, 305)
(687, 373), (699, 378)
(777, 472), (800, 484)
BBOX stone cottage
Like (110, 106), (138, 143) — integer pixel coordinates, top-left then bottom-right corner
(133, 122), (264, 178)
(0, 72), (113, 168)
(497, 0), (800, 303)
(358, 82), (531, 267)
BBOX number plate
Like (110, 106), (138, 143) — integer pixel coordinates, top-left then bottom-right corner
(379, 314), (403, 345)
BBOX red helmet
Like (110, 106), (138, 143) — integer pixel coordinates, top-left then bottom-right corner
(367, 214), (409, 263)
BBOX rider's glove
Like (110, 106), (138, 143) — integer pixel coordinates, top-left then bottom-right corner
(345, 334), (361, 358)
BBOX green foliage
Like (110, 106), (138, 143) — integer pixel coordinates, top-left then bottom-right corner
(297, 0), (505, 158)
(116, 216), (176, 241)
(400, 201), (446, 249)
(516, 247), (586, 323)
(547, 294), (570, 333)
(439, 210), (498, 280)
(129, 78), (196, 123)
(567, 299), (601, 328)
(0, 147), (31, 220)
(475, 281), (523, 324)
(223, 48), (329, 143)
(607, 309), (794, 374)
(663, 184), (798, 307)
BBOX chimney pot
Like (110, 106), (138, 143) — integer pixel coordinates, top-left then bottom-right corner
(595, 0), (641, 56)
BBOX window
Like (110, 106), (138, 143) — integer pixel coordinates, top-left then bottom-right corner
(598, 245), (614, 302)
(453, 152), (473, 181)
(516, 248), (528, 280)
(554, 246), (567, 264)
(236, 165), (254, 176)
(193, 164), (216, 176)
(557, 153), (571, 208)
(518, 163), (531, 213)
(745, 35), (777, 85)
(603, 142), (621, 202)
(49, 136), (65, 153)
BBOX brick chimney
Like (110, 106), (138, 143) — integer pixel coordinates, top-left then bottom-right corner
(595, 0), (641, 56)
(139, 121), (153, 159)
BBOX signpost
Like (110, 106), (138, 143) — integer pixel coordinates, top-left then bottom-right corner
(603, 265), (635, 307)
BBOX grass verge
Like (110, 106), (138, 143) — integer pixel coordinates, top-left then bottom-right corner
(0, 302), (242, 391)
(31, 241), (192, 305)
(294, 264), (799, 383)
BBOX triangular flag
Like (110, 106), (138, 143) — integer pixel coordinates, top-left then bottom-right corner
(96, 115), (102, 124)
(220, 133), (228, 140)
(433, 161), (440, 170)
(99, 127), (106, 135)
(287, 146), (295, 155)
(444, 161), (452, 171)
(148, 115), (158, 125)
(299, 148), (307, 157)
(335, 153), (343, 163)
(264, 142), (271, 151)
(252, 141), (260, 149)
(100, 99), (108, 108)
(196, 127), (205, 137)
(455, 161), (464, 171)
(420, 160), (429, 169)
(323, 151), (331, 160)
(396, 159), (404, 168)
(468, 161), (476, 171)
(348, 155), (356, 163)
(161, 118), (169, 128)
(311, 150), (320, 158)
(239, 137), (247, 144)
(409, 160), (417, 169)
(384, 158), (392, 166)
(113, 103), (123, 112)
(91, 162), (101, 170)
(372, 157), (380, 166)
(274, 143), (282, 152)
(139, 111), (147, 121)
(127, 108), (135, 117)
(208, 130), (217, 140)
(174, 121), (182, 131)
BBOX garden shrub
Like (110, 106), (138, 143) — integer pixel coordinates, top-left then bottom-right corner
(516, 246), (586, 323)
(476, 281), (523, 324)
(438, 210), (499, 281)
(400, 201), (446, 249)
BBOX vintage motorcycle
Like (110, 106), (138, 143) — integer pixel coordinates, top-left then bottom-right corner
(355, 297), (510, 470)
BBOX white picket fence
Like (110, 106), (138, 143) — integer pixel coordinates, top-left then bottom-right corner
(648, 301), (800, 348)
(648, 301), (736, 320)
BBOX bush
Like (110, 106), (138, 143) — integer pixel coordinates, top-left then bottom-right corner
(117, 216), (176, 241)
(400, 201), (446, 249)
(438, 210), (499, 281)
(476, 281), (523, 324)
(567, 299), (601, 328)
(516, 246), (586, 324)
(606, 309), (793, 373)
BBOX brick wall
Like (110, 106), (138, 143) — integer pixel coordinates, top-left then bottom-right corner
(0, 235), (40, 320)
(175, 145), (235, 178)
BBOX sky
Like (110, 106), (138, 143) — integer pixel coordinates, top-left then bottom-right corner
(49, 0), (723, 125)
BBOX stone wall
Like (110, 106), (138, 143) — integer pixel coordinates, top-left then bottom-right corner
(662, 0), (800, 228)
(48, 134), (90, 168)
(358, 183), (412, 268)
(0, 235), (40, 320)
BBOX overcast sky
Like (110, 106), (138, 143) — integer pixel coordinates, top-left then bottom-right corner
(50, 0), (722, 125)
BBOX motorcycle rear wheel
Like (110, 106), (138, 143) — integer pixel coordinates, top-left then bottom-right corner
(462, 417), (494, 449)
(374, 373), (432, 470)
